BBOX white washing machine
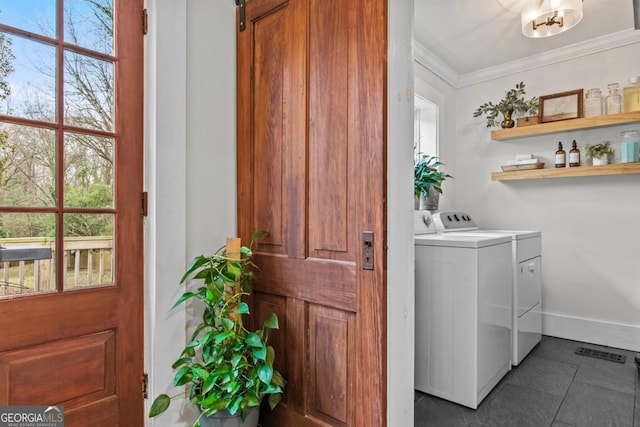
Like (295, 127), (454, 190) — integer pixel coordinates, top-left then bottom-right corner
(432, 212), (542, 366)
(414, 211), (512, 409)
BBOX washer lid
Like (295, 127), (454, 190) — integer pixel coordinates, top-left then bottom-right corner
(414, 233), (511, 248)
(478, 230), (541, 240)
(450, 229), (541, 240)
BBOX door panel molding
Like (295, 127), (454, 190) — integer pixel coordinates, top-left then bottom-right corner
(309, 304), (355, 426)
(0, 290), (119, 351)
(0, 331), (115, 407)
(255, 255), (356, 311)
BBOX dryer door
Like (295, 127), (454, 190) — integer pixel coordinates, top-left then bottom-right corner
(518, 256), (541, 317)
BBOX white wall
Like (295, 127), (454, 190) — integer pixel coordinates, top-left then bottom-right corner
(186, 0), (237, 252)
(145, 0), (188, 425)
(145, 0), (237, 425)
(183, 0), (238, 423)
(455, 42), (640, 351)
(387, 0), (415, 424)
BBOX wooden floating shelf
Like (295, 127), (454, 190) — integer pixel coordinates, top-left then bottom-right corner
(491, 163), (640, 181)
(491, 112), (640, 141)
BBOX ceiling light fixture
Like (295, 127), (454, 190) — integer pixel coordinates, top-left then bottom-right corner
(521, 0), (584, 38)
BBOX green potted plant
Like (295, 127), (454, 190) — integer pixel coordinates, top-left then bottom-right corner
(149, 231), (285, 427)
(584, 141), (615, 165)
(414, 153), (453, 211)
(473, 82), (538, 128)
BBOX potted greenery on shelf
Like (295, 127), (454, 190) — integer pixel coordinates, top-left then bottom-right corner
(584, 141), (615, 165)
(473, 82), (538, 128)
(414, 153), (453, 211)
(149, 231), (285, 427)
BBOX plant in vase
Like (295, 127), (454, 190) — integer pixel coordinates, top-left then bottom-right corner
(414, 153), (453, 211)
(584, 141), (615, 165)
(473, 82), (538, 128)
(149, 231), (285, 427)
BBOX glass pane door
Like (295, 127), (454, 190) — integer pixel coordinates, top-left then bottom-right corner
(0, 0), (116, 296)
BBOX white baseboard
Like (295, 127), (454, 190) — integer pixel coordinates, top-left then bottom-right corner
(542, 312), (640, 353)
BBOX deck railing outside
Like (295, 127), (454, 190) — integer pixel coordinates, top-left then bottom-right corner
(0, 236), (113, 295)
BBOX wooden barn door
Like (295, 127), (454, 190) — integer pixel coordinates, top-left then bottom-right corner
(237, 0), (387, 425)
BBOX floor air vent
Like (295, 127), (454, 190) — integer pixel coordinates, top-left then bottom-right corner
(575, 347), (627, 364)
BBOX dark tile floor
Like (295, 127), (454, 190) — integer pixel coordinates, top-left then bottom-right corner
(415, 336), (640, 427)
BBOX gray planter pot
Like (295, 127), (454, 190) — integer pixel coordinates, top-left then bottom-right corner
(199, 407), (259, 427)
(418, 188), (440, 212)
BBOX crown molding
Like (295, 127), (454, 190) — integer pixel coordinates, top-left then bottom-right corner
(413, 29), (640, 89)
(458, 29), (640, 87)
(413, 40), (459, 87)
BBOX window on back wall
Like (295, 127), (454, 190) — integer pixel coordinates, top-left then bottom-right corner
(414, 95), (438, 159)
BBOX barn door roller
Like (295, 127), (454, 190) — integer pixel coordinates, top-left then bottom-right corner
(235, 0), (246, 32)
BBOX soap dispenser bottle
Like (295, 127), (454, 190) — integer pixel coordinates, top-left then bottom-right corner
(569, 140), (581, 167)
(555, 142), (566, 168)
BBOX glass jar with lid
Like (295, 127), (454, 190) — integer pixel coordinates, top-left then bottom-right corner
(606, 83), (622, 115)
(584, 88), (602, 117)
(620, 130), (639, 163)
(623, 77), (640, 112)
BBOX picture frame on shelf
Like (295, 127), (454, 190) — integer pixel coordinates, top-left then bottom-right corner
(539, 89), (584, 123)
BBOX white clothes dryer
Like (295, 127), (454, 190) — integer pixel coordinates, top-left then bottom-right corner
(414, 211), (512, 409)
(432, 212), (542, 366)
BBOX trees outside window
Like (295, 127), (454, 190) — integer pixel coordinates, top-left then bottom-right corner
(0, 1), (113, 239)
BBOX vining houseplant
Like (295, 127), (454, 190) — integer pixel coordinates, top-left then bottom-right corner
(149, 231), (285, 427)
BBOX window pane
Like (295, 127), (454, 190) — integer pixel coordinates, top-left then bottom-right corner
(64, 0), (114, 55)
(64, 51), (114, 131)
(0, 122), (56, 208)
(63, 213), (114, 289)
(0, 34), (57, 122)
(0, 1), (56, 38)
(64, 132), (113, 208)
(0, 212), (56, 297)
(414, 95), (438, 158)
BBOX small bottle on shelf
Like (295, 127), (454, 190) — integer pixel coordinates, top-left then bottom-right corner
(584, 88), (603, 117)
(623, 76), (640, 112)
(620, 130), (640, 163)
(569, 140), (580, 167)
(555, 141), (566, 168)
(606, 83), (622, 115)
